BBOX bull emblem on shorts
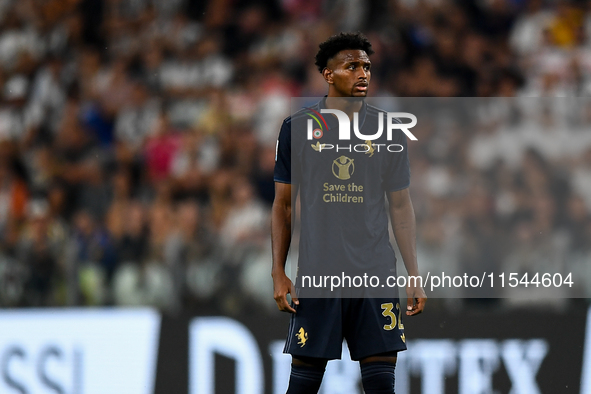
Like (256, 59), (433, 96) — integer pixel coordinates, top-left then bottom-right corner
(296, 327), (308, 347)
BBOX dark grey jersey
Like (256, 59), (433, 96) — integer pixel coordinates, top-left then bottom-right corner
(274, 99), (410, 293)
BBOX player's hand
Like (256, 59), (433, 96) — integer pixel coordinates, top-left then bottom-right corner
(272, 272), (298, 313)
(406, 284), (427, 316)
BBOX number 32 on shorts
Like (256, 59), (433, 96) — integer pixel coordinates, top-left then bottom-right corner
(380, 302), (405, 331)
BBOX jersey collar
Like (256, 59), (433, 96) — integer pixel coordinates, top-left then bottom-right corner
(317, 96), (368, 131)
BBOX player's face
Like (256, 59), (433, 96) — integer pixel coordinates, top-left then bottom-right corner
(324, 49), (371, 97)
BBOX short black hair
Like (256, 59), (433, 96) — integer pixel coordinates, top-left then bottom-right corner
(315, 32), (374, 73)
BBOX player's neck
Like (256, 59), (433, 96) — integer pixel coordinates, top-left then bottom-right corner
(325, 96), (363, 120)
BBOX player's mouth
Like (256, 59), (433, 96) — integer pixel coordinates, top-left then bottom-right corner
(354, 82), (368, 92)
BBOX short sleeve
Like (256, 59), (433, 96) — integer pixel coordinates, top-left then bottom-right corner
(382, 129), (410, 192)
(273, 119), (291, 183)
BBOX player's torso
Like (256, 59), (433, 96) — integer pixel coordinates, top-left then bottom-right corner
(290, 103), (398, 276)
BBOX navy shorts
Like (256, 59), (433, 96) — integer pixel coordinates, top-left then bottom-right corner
(283, 297), (407, 361)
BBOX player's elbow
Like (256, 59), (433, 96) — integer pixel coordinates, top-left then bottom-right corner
(272, 198), (292, 219)
(387, 188), (412, 211)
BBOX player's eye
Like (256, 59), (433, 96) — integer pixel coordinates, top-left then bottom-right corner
(364, 65), (371, 71)
(348, 65), (355, 70)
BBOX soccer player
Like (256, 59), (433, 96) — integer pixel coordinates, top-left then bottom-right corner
(271, 32), (426, 393)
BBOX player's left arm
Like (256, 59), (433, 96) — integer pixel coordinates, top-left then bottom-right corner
(387, 188), (427, 316)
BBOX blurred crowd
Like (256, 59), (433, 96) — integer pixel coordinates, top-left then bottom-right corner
(0, 0), (590, 313)
(407, 97), (591, 306)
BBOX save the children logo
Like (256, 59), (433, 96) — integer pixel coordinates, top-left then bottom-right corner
(332, 156), (355, 180)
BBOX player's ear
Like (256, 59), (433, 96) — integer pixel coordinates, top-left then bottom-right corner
(322, 67), (333, 84)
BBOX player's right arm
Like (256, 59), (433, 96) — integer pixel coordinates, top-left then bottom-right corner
(271, 119), (298, 313)
(271, 182), (298, 313)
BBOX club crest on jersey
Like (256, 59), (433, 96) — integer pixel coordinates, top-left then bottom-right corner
(365, 140), (375, 157)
